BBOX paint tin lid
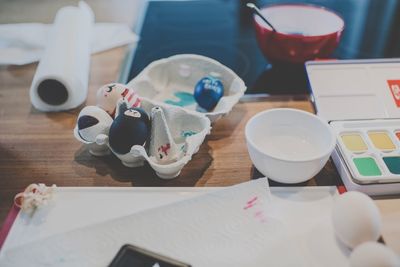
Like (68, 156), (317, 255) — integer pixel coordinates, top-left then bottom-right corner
(306, 58), (400, 122)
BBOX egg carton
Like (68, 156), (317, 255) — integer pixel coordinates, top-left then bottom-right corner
(74, 98), (211, 179)
(126, 54), (246, 122)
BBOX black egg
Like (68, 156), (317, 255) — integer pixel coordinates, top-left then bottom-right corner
(109, 107), (150, 154)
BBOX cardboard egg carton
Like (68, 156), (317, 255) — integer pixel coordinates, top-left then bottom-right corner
(74, 54), (244, 178)
(74, 98), (210, 179)
(126, 54), (246, 122)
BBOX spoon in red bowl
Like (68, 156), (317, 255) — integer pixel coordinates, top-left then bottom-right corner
(246, 3), (277, 32)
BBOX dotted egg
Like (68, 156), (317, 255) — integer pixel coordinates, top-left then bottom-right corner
(194, 76), (224, 111)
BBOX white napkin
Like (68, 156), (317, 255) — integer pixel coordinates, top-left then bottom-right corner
(0, 23), (138, 66)
(0, 179), (349, 267)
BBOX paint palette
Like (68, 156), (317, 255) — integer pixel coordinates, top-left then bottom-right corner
(306, 58), (400, 195)
(331, 119), (400, 184)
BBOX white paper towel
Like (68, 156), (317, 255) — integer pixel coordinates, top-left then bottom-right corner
(0, 23), (138, 66)
(0, 23), (47, 65)
(30, 1), (94, 112)
(0, 179), (350, 267)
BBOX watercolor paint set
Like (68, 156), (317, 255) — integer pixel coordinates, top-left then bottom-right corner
(331, 119), (400, 184)
(306, 58), (400, 195)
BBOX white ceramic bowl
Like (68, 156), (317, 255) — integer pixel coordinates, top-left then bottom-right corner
(245, 108), (336, 183)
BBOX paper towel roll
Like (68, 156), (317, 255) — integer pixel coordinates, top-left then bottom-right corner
(30, 1), (94, 111)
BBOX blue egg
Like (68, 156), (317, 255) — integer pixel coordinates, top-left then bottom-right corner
(109, 107), (151, 155)
(194, 76), (224, 111)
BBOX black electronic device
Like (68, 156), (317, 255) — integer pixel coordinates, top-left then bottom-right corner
(108, 244), (191, 267)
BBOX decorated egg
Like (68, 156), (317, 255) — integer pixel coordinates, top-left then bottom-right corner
(109, 107), (150, 155)
(332, 191), (382, 249)
(96, 83), (141, 116)
(75, 106), (113, 143)
(350, 242), (400, 267)
(194, 75), (224, 111)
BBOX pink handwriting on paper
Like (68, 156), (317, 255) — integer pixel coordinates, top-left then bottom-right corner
(254, 210), (267, 223)
(243, 196), (258, 210)
(243, 196), (267, 223)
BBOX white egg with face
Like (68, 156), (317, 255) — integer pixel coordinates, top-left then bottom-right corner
(96, 83), (141, 117)
(350, 242), (400, 267)
(332, 191), (382, 249)
(96, 83), (127, 116)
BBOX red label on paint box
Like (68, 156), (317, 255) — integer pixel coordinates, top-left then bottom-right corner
(387, 80), (400, 107)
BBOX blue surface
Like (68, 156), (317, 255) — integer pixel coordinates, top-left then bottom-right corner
(165, 91), (196, 107)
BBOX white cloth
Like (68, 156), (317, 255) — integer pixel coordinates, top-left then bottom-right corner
(0, 22), (138, 65)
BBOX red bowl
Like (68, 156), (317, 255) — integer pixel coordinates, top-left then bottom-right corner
(254, 4), (344, 63)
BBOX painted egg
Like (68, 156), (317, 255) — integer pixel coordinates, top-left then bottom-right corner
(109, 107), (150, 154)
(194, 76), (224, 111)
(76, 106), (113, 143)
(332, 191), (382, 249)
(96, 83), (141, 116)
(350, 242), (400, 267)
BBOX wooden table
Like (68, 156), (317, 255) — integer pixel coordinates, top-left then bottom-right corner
(0, 0), (399, 254)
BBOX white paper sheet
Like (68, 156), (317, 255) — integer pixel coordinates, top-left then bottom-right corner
(0, 179), (350, 267)
(1, 188), (220, 252)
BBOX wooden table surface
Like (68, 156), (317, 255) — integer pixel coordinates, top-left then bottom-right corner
(0, 0), (399, 254)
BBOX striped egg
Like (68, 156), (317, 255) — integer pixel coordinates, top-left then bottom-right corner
(96, 83), (141, 117)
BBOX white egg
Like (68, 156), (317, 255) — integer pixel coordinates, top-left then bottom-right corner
(332, 191), (381, 249)
(350, 242), (400, 267)
(75, 106), (113, 143)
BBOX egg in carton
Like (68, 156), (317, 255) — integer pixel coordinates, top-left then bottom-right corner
(96, 83), (141, 117)
(121, 99), (210, 178)
(126, 54), (246, 122)
(74, 83), (141, 156)
(75, 95), (211, 179)
(73, 105), (113, 156)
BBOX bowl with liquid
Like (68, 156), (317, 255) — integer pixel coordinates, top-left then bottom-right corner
(245, 108), (336, 183)
(253, 4), (344, 63)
